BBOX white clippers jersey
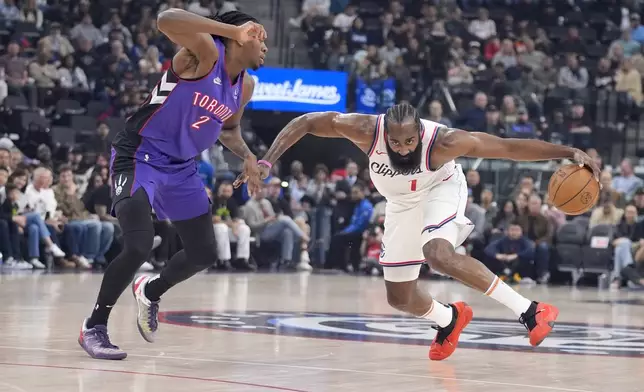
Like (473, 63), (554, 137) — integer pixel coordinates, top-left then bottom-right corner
(368, 115), (456, 207)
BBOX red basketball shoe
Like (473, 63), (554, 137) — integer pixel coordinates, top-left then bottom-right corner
(519, 301), (559, 346)
(429, 302), (473, 361)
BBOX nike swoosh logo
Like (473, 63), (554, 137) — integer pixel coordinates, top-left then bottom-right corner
(442, 174), (454, 182)
(375, 151), (387, 155)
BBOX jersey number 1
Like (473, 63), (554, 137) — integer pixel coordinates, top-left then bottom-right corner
(191, 116), (211, 130)
(409, 179), (417, 192)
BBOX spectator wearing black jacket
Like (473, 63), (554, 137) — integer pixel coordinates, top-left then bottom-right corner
(484, 221), (534, 282)
(326, 183), (373, 272)
(0, 183), (24, 265)
(456, 92), (488, 132)
(594, 58), (615, 91)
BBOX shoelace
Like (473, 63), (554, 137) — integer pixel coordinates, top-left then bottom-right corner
(431, 325), (454, 346)
(148, 302), (159, 330)
(519, 308), (544, 332)
(93, 327), (119, 349)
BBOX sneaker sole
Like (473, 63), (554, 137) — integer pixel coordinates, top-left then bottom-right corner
(132, 277), (156, 343)
(429, 303), (474, 361)
(78, 337), (127, 360)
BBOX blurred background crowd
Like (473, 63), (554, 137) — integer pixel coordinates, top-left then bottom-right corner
(0, 0), (643, 292)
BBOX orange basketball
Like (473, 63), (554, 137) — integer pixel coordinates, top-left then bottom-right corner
(547, 164), (600, 215)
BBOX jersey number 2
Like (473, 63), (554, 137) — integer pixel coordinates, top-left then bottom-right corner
(409, 179), (417, 191)
(191, 116), (211, 130)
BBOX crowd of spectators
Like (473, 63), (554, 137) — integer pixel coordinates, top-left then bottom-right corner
(1, 0), (644, 292)
(0, 0), (238, 111)
(299, 0), (644, 156)
(0, 0), (241, 271)
(0, 137), (117, 270)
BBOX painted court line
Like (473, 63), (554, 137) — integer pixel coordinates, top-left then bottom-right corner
(0, 345), (595, 392)
(0, 362), (307, 392)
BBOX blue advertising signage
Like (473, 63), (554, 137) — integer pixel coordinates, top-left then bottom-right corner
(247, 67), (347, 113)
(355, 77), (396, 114)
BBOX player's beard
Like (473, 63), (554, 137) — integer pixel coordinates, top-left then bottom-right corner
(385, 140), (423, 172)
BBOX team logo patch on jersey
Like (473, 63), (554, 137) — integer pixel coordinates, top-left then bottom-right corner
(111, 173), (134, 204)
(114, 174), (128, 196)
(159, 310), (644, 357)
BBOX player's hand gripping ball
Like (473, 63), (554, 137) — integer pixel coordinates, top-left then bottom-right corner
(548, 163), (600, 216)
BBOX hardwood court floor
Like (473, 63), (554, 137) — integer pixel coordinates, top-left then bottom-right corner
(0, 271), (643, 392)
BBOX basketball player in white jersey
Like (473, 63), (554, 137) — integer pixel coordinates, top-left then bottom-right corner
(236, 103), (600, 361)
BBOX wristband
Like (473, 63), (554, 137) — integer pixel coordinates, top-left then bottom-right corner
(258, 159), (272, 169)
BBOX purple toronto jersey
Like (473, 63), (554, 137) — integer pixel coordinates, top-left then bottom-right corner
(111, 38), (244, 172)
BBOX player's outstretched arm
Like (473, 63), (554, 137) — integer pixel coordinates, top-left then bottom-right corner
(261, 112), (374, 167)
(434, 128), (601, 179)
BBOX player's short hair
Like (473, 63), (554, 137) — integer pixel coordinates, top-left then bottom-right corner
(384, 103), (421, 133)
(211, 10), (259, 44)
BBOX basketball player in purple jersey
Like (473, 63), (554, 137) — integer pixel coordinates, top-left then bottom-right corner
(78, 10), (267, 360)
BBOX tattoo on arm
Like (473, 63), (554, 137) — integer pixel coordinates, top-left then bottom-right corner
(437, 127), (575, 161)
(219, 125), (254, 159)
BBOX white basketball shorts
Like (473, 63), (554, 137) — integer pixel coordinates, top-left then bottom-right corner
(380, 165), (474, 282)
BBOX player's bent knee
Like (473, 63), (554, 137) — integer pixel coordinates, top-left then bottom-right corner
(423, 239), (456, 270)
(384, 279), (415, 310)
(191, 243), (218, 269)
(122, 230), (155, 261)
(182, 232), (218, 269)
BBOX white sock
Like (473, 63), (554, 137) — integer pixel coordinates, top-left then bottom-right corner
(485, 276), (532, 317)
(421, 299), (453, 328)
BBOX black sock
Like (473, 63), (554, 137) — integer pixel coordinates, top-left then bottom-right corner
(144, 275), (172, 302)
(87, 304), (114, 328)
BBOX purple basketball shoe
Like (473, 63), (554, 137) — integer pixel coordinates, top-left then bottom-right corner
(78, 319), (127, 360)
